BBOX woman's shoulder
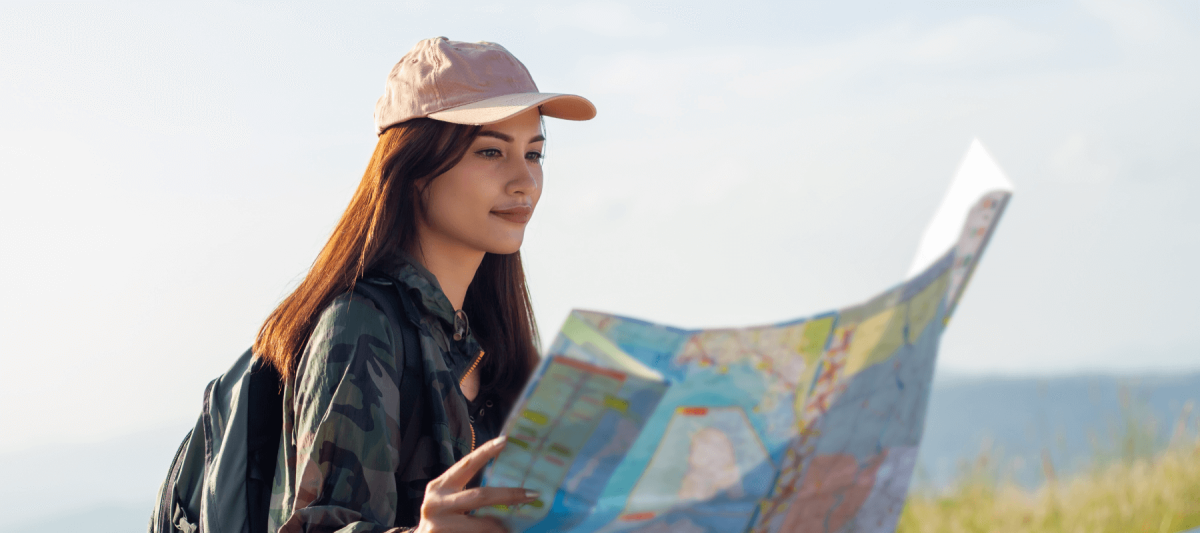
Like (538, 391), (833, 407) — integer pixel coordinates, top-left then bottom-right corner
(302, 288), (398, 367)
(318, 288), (390, 326)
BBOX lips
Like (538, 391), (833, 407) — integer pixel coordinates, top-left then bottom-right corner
(491, 205), (533, 224)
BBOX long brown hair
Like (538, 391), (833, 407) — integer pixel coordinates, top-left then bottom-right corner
(254, 118), (540, 406)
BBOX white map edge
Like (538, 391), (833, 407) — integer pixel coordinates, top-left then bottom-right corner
(906, 138), (1015, 279)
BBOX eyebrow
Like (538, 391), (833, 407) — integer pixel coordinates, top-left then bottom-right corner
(478, 131), (546, 143)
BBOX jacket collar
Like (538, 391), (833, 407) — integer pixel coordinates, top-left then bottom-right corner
(385, 252), (484, 377)
(388, 251), (460, 328)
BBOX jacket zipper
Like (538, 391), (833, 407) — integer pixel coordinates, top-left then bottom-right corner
(460, 350), (485, 451)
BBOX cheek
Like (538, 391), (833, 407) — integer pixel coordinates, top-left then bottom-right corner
(422, 166), (510, 242)
(427, 174), (488, 227)
(418, 161), (537, 254)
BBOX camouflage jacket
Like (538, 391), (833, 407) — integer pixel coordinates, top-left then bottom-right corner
(269, 255), (501, 533)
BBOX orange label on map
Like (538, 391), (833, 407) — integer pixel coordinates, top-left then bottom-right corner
(621, 512), (656, 521)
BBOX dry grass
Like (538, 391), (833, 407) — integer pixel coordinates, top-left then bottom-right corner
(897, 435), (1200, 533)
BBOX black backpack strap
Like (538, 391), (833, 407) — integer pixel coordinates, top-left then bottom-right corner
(355, 277), (427, 514)
(246, 354), (283, 533)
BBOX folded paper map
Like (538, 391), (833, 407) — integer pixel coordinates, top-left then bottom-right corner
(478, 139), (1014, 533)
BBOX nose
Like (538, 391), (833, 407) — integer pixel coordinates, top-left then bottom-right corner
(505, 156), (540, 196)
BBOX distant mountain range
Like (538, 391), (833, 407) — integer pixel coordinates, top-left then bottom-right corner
(917, 371), (1200, 490)
(3, 372), (1197, 531)
(0, 421), (190, 532)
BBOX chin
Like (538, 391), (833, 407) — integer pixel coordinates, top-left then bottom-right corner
(486, 243), (523, 255)
(481, 235), (524, 255)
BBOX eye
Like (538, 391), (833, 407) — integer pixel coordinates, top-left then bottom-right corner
(525, 151), (544, 163)
(476, 148), (502, 159)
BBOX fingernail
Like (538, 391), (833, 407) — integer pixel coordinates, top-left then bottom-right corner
(492, 436), (507, 446)
(524, 489), (540, 499)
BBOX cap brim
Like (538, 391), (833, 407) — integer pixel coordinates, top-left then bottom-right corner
(427, 92), (596, 125)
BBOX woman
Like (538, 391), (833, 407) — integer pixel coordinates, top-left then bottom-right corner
(254, 37), (595, 533)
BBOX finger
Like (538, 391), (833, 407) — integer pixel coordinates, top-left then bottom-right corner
(440, 487), (540, 514)
(434, 436), (508, 491)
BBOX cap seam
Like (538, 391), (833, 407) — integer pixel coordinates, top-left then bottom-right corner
(428, 44), (445, 117)
(512, 58), (539, 92)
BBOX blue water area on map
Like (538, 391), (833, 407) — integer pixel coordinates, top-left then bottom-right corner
(523, 384), (668, 533)
(620, 406), (775, 516)
(593, 314), (692, 383)
(523, 489), (595, 533)
(598, 483), (777, 533)
(564, 363), (784, 533)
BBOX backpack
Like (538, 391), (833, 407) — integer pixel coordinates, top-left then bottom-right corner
(149, 275), (424, 533)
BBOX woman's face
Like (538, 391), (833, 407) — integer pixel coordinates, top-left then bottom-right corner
(418, 109), (545, 256)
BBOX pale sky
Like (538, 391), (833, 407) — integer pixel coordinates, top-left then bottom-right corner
(2, 0), (1198, 454)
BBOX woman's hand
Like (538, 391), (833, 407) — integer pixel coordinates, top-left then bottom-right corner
(414, 437), (538, 533)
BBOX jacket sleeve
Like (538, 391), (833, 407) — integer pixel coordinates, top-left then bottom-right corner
(277, 293), (414, 533)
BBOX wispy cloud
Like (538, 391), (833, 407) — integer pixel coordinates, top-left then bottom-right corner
(578, 16), (1059, 113)
(905, 16), (1054, 65)
(536, 1), (666, 38)
(1077, 0), (1193, 53)
(1049, 133), (1119, 185)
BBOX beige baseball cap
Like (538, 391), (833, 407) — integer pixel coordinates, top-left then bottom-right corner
(374, 37), (597, 134)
